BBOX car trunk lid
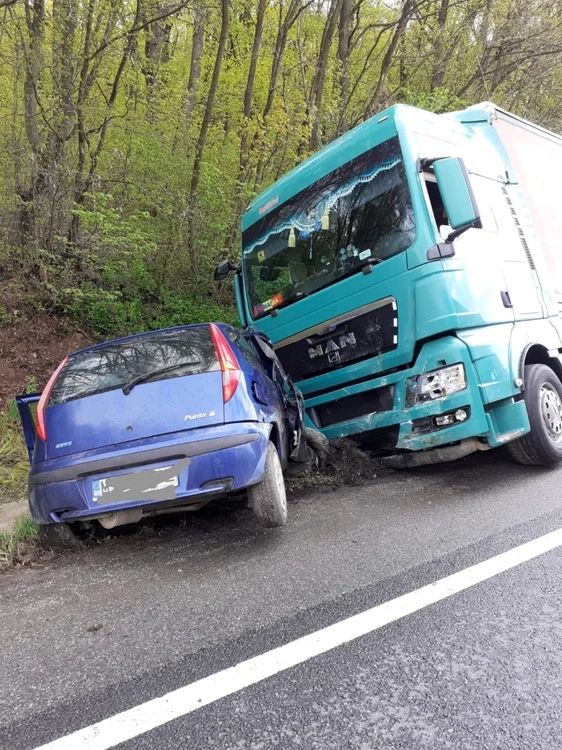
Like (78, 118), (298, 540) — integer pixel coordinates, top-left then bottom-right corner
(42, 326), (226, 459)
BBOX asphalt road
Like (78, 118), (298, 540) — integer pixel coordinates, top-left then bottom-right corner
(1, 449), (562, 749)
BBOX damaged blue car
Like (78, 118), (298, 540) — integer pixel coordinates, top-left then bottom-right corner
(17, 323), (327, 546)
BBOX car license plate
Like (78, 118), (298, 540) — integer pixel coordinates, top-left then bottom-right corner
(91, 458), (189, 506)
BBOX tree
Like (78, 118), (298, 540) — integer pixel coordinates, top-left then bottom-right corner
(2, 0), (562, 338)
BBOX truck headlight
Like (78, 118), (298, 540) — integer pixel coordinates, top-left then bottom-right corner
(414, 364), (466, 403)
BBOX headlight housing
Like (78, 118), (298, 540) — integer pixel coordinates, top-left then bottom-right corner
(413, 363), (467, 403)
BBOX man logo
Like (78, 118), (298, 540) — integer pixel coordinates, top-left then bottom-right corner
(308, 332), (357, 360)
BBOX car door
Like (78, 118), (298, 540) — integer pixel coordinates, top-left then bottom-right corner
(16, 393), (40, 463)
(227, 329), (291, 453)
(247, 329), (306, 462)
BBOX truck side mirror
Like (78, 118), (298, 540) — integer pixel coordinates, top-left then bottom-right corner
(433, 157), (482, 240)
(214, 259), (237, 281)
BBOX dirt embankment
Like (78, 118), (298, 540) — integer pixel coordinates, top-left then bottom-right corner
(0, 282), (94, 410)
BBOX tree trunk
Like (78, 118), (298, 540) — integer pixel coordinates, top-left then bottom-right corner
(254, 0), (313, 187)
(22, 0), (45, 257)
(239, 0), (268, 181)
(70, 1), (143, 245)
(184, 0), (207, 126)
(309, 0), (343, 151)
(48, 0), (77, 252)
(144, 12), (172, 86)
(187, 0), (230, 278)
(335, 0), (352, 136)
(370, 0), (416, 114)
(430, 0), (450, 91)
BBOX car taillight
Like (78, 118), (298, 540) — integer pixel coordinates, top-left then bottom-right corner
(209, 324), (241, 403)
(36, 356), (69, 441)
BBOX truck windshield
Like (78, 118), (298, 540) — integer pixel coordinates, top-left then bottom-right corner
(242, 135), (414, 319)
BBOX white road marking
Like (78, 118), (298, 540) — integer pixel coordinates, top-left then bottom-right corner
(34, 527), (562, 750)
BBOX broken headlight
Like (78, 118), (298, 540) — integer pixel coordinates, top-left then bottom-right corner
(413, 364), (467, 403)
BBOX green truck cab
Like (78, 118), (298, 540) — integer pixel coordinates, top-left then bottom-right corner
(217, 102), (562, 466)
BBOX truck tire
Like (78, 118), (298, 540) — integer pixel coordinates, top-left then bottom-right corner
(508, 364), (562, 466)
(248, 441), (288, 528)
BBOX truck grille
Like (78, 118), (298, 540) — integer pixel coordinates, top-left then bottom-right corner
(275, 298), (398, 382)
(307, 384), (395, 428)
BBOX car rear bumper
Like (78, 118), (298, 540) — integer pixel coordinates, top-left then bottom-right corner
(28, 422), (272, 525)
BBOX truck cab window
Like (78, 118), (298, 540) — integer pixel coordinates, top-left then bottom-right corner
(424, 175), (447, 228)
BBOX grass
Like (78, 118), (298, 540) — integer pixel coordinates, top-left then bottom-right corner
(0, 514), (39, 568)
(0, 401), (34, 567)
(0, 402), (29, 505)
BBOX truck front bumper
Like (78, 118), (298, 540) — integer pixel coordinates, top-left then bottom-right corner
(301, 335), (526, 452)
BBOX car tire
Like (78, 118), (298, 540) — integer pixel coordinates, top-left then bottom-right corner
(508, 364), (562, 466)
(39, 522), (82, 550)
(248, 441), (288, 528)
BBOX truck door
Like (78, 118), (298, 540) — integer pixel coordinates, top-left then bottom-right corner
(474, 176), (544, 319)
(16, 393), (40, 463)
(423, 170), (515, 326)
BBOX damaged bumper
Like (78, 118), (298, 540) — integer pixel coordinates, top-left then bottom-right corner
(28, 422), (272, 525)
(302, 335), (523, 452)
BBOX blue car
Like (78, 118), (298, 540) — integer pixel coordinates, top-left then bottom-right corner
(17, 324), (322, 546)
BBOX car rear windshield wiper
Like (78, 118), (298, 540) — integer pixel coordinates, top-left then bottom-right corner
(122, 361), (201, 395)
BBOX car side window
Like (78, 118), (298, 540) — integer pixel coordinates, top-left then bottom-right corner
(228, 331), (267, 373)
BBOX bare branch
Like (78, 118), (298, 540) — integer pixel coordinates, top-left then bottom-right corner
(89, 1), (190, 61)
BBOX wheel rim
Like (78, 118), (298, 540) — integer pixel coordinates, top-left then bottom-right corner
(540, 383), (562, 443)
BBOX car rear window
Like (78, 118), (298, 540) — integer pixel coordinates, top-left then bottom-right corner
(49, 327), (219, 406)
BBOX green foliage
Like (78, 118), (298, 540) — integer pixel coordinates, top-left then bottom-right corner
(0, 515), (38, 568)
(13, 514), (38, 540)
(0, 307), (12, 327)
(24, 376), (38, 394)
(0, 405), (28, 506)
(34, 193), (237, 337)
(1, 0), (562, 339)
(397, 87), (469, 114)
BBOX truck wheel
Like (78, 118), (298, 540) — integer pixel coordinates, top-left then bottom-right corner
(248, 441), (288, 528)
(508, 364), (562, 466)
(39, 522), (82, 550)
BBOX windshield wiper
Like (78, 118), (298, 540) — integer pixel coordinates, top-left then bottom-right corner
(122, 361), (201, 395)
(331, 257), (384, 286)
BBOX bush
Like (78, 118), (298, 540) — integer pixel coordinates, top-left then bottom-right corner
(42, 194), (239, 338)
(0, 404), (29, 505)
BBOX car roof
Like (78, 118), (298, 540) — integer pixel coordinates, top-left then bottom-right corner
(67, 323), (239, 359)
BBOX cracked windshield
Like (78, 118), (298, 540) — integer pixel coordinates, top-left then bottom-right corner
(243, 136), (415, 319)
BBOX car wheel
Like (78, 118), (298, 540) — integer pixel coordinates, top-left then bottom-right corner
(508, 364), (562, 466)
(248, 441), (288, 528)
(39, 522), (82, 550)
